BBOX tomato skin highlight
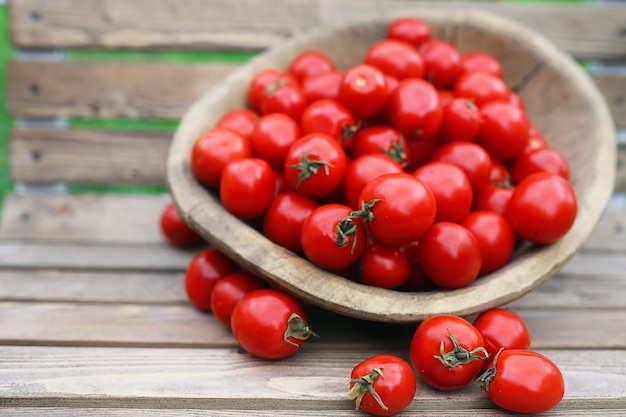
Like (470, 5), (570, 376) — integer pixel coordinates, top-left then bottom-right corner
(473, 308), (531, 361)
(349, 354), (417, 417)
(263, 191), (320, 254)
(480, 349), (565, 413)
(388, 78), (443, 140)
(210, 271), (268, 327)
(220, 158), (276, 220)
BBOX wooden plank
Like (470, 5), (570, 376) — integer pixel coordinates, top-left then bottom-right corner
(0, 346), (624, 410)
(0, 269), (187, 304)
(9, 128), (171, 185)
(0, 300), (623, 349)
(7, 61), (236, 119)
(7, 61), (625, 127)
(9, 0), (626, 61)
(9, 0), (318, 51)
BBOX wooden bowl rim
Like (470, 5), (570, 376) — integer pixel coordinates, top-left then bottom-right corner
(167, 9), (616, 323)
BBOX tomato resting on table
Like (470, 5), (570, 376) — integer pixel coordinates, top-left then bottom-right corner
(159, 202), (202, 248)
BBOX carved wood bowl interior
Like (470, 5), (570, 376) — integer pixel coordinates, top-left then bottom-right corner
(167, 9), (616, 323)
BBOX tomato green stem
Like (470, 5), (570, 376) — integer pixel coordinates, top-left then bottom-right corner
(335, 199), (380, 252)
(348, 367), (389, 411)
(433, 328), (489, 368)
(383, 135), (408, 167)
(284, 313), (317, 347)
(287, 152), (333, 189)
(477, 348), (503, 390)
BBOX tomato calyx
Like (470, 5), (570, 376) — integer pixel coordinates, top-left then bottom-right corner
(288, 152), (334, 189)
(383, 137), (409, 167)
(434, 328), (489, 368)
(340, 120), (361, 145)
(348, 367), (389, 411)
(335, 199), (380, 252)
(477, 348), (502, 390)
(284, 313), (317, 347)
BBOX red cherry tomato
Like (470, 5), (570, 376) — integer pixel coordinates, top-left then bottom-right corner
(405, 134), (439, 171)
(190, 128), (252, 189)
(506, 172), (577, 244)
(215, 108), (259, 140)
(477, 101), (530, 162)
(250, 113), (301, 169)
(287, 50), (335, 81)
(284, 133), (348, 198)
(301, 70), (343, 104)
(342, 154), (404, 210)
(159, 202), (202, 248)
(338, 64), (388, 119)
(349, 354), (417, 416)
(473, 308), (531, 361)
(453, 71), (510, 107)
(472, 184), (513, 217)
(350, 126), (409, 168)
(231, 288), (314, 359)
(300, 99), (359, 149)
(247, 69), (298, 111)
(459, 52), (503, 78)
(461, 211), (516, 275)
(431, 141), (493, 193)
(209, 271), (267, 327)
(260, 83), (306, 122)
(364, 39), (425, 80)
(359, 242), (411, 289)
(220, 158), (275, 220)
(511, 147), (570, 184)
(399, 240), (436, 291)
(184, 248), (239, 311)
(388, 78), (443, 140)
(414, 162), (473, 223)
(263, 191), (320, 254)
(418, 39), (462, 88)
(479, 349), (564, 413)
(386, 16), (431, 46)
(438, 98), (483, 143)
(418, 222), (482, 289)
(356, 173), (437, 246)
(410, 315), (488, 391)
(301, 204), (367, 271)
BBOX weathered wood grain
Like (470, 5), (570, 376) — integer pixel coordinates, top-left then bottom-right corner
(10, 0), (626, 61)
(7, 60), (625, 129)
(0, 346), (624, 410)
(7, 61), (237, 119)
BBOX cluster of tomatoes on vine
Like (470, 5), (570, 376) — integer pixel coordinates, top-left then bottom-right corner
(186, 14), (577, 292)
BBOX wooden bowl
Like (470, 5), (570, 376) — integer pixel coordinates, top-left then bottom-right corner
(167, 9), (616, 323)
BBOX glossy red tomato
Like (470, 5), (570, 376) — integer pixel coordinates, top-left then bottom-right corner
(349, 354), (417, 416)
(287, 50), (335, 81)
(472, 184), (514, 218)
(215, 108), (259, 140)
(246, 69), (298, 111)
(263, 191), (320, 254)
(460, 211), (515, 275)
(431, 141), (492, 193)
(220, 158), (275, 220)
(410, 315), (488, 391)
(405, 134), (439, 171)
(284, 133), (348, 198)
(350, 126), (409, 168)
(524, 126), (549, 154)
(506, 172), (577, 244)
(414, 162), (473, 223)
(459, 52), (503, 78)
(386, 16), (431, 46)
(418, 222), (482, 289)
(301, 204), (366, 270)
(184, 248), (239, 311)
(338, 64), (388, 119)
(250, 113), (301, 169)
(364, 39), (425, 80)
(473, 308), (531, 361)
(418, 39), (462, 88)
(488, 160), (511, 185)
(479, 349), (564, 413)
(342, 154), (404, 210)
(510, 147), (570, 184)
(300, 99), (358, 149)
(476, 101), (529, 162)
(357, 173), (437, 246)
(190, 128), (253, 189)
(359, 242), (411, 289)
(438, 98), (482, 143)
(230, 288), (314, 359)
(209, 271), (268, 327)
(260, 83), (306, 122)
(301, 70), (343, 104)
(159, 202), (202, 248)
(453, 71), (510, 107)
(388, 78), (443, 140)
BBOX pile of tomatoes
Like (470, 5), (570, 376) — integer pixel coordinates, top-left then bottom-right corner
(188, 14), (577, 292)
